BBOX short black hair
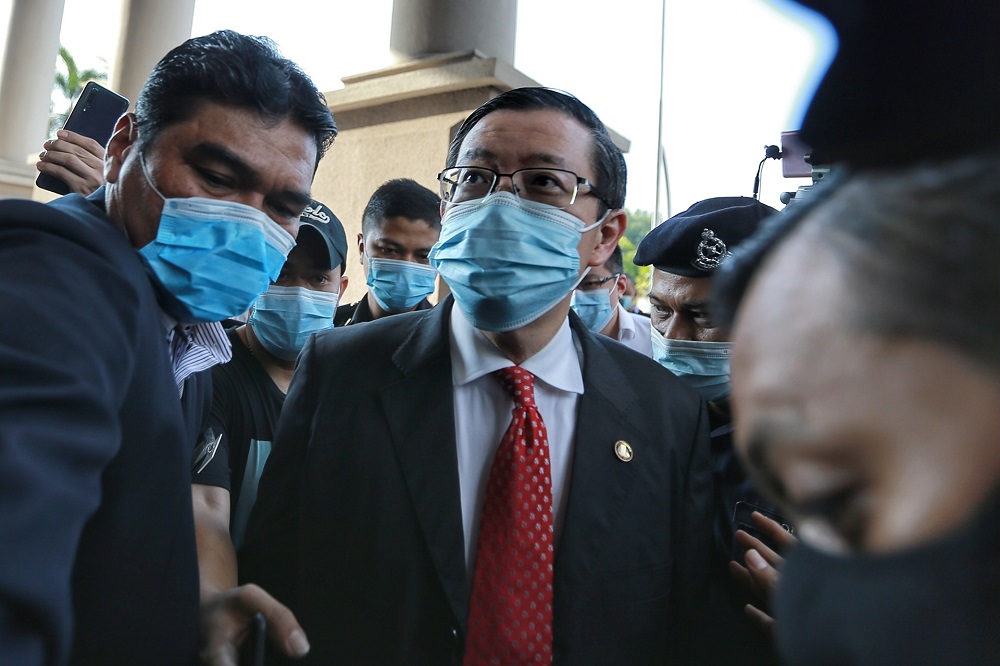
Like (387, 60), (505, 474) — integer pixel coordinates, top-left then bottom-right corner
(361, 178), (441, 237)
(604, 244), (624, 275)
(716, 153), (1000, 374)
(135, 30), (337, 166)
(445, 87), (627, 210)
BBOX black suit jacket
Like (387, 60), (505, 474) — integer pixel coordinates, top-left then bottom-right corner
(0, 191), (201, 665)
(242, 299), (713, 664)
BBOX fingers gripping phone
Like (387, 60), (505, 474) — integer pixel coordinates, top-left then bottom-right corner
(36, 81), (129, 195)
(731, 500), (794, 560)
(239, 612), (266, 666)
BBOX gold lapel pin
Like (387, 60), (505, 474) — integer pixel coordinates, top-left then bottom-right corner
(614, 440), (633, 462)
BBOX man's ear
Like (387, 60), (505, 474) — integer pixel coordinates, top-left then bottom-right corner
(356, 233), (365, 266)
(587, 208), (627, 268)
(104, 113), (138, 184)
(340, 273), (349, 296)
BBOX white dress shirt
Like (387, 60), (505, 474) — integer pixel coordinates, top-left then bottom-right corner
(449, 305), (583, 571)
(615, 304), (653, 357)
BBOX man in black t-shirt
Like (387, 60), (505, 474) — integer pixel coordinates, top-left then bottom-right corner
(192, 201), (348, 600)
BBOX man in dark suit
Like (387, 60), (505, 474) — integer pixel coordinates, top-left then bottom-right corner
(242, 87), (713, 664)
(0, 31), (336, 665)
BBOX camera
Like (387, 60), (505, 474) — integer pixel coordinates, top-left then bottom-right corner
(777, 130), (833, 207)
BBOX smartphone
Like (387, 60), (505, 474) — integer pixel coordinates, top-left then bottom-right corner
(239, 612), (266, 666)
(36, 81), (130, 195)
(731, 500), (794, 560)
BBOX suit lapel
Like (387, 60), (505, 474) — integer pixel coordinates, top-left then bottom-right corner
(555, 320), (643, 577)
(378, 299), (470, 628)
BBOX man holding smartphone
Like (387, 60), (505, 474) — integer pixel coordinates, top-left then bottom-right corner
(0, 30), (335, 665)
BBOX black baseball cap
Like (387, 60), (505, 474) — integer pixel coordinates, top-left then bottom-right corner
(297, 200), (347, 270)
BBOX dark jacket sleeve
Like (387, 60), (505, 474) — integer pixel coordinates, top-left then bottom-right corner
(0, 201), (140, 665)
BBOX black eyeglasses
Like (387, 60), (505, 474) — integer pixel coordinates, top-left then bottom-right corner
(437, 166), (606, 209)
(577, 273), (622, 291)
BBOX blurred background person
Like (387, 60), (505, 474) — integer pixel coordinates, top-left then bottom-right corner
(335, 178), (441, 325)
(621, 273), (644, 314)
(570, 244), (651, 355)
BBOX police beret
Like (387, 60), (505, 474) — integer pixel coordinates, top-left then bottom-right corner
(634, 197), (778, 277)
(298, 200), (348, 270)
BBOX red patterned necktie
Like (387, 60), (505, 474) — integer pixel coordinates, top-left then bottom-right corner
(465, 366), (554, 665)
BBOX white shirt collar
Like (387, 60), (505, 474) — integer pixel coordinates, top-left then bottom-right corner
(449, 304), (584, 394)
(616, 303), (636, 340)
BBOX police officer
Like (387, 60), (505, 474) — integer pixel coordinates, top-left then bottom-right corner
(635, 196), (788, 665)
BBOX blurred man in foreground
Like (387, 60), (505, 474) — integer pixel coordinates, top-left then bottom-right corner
(716, 154), (1000, 664)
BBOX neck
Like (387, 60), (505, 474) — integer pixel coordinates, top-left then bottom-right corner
(481, 298), (571, 365)
(240, 325), (295, 393)
(366, 291), (389, 321)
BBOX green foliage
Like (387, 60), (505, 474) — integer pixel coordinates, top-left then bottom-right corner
(48, 46), (108, 136)
(620, 208), (653, 296)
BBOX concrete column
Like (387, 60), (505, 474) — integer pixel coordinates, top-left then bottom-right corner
(0, 0), (66, 171)
(390, 0), (516, 62)
(110, 0), (195, 108)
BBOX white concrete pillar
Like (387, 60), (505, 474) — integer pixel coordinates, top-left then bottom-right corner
(110, 0), (195, 109)
(0, 0), (66, 168)
(390, 0), (516, 63)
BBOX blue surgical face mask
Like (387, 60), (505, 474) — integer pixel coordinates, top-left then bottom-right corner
(620, 295), (635, 311)
(366, 257), (438, 313)
(136, 155), (295, 324)
(248, 285), (339, 361)
(651, 331), (731, 401)
(570, 286), (616, 332)
(429, 192), (605, 332)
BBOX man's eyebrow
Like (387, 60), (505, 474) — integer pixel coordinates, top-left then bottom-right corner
(459, 147), (571, 170)
(273, 188), (312, 212)
(186, 143), (258, 185)
(187, 142), (312, 211)
(680, 300), (711, 311)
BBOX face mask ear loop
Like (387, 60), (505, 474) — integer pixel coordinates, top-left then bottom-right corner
(138, 152), (168, 202)
(580, 207), (613, 233)
(572, 206), (614, 289)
